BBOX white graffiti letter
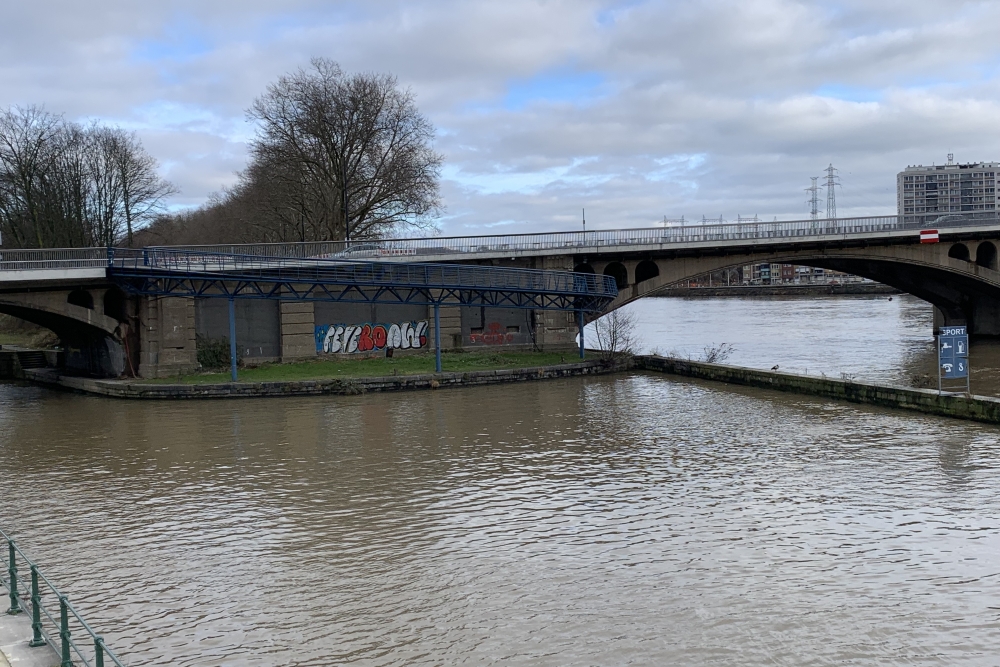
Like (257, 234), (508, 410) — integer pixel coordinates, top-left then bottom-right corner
(345, 326), (361, 353)
(387, 323), (402, 348)
(414, 320), (428, 349)
(400, 322), (414, 349)
(325, 325), (345, 353)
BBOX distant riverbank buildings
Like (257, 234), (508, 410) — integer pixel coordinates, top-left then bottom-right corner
(898, 156), (999, 226)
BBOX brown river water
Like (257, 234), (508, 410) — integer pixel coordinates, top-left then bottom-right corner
(1, 295), (999, 666)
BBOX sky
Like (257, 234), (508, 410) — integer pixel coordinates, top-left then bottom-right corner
(5, 0), (1000, 235)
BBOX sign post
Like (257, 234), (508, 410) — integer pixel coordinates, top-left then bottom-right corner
(937, 325), (969, 394)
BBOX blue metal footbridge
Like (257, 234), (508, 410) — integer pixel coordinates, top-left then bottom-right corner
(106, 247), (618, 378)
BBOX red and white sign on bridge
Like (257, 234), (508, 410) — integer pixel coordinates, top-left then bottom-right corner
(920, 229), (940, 243)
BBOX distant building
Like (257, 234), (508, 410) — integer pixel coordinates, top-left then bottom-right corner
(898, 158), (999, 226)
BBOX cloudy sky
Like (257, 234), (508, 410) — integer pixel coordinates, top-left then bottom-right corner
(4, 0), (1000, 235)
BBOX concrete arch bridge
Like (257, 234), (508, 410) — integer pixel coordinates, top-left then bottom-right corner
(575, 236), (1000, 335)
(163, 213), (1000, 335)
(3, 213), (1000, 378)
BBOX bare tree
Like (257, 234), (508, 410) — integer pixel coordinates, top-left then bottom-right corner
(246, 58), (443, 241)
(111, 129), (176, 247)
(593, 308), (638, 362)
(0, 106), (64, 248)
(0, 106), (174, 248)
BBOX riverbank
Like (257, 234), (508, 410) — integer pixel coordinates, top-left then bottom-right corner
(635, 355), (1000, 424)
(653, 283), (899, 298)
(23, 357), (619, 399)
(156, 350), (575, 383)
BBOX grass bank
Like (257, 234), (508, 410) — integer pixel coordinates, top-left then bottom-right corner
(154, 350), (577, 384)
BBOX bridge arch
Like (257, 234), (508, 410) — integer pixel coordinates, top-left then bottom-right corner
(635, 260), (660, 284)
(949, 243), (970, 261)
(0, 293), (125, 377)
(591, 244), (1000, 336)
(573, 262), (595, 274)
(603, 262), (629, 289)
(976, 242), (998, 271)
(103, 287), (128, 321)
(67, 288), (94, 310)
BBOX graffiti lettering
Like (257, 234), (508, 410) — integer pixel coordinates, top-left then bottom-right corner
(316, 321), (429, 354)
(469, 321), (516, 345)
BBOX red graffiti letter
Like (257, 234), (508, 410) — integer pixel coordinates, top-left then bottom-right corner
(372, 325), (387, 349)
(358, 324), (374, 352)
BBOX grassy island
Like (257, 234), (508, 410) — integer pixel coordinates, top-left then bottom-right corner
(154, 350), (578, 384)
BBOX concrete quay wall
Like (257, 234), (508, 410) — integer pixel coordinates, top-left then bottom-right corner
(24, 360), (618, 399)
(635, 355), (1000, 424)
(652, 283), (900, 298)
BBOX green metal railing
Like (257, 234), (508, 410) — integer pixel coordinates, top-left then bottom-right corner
(0, 529), (126, 667)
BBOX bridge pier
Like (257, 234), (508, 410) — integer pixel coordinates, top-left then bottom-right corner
(138, 296), (197, 378)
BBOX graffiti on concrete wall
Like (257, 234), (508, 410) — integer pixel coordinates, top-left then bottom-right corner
(469, 321), (517, 345)
(315, 321), (429, 354)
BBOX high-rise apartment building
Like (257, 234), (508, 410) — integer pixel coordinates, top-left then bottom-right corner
(898, 158), (999, 225)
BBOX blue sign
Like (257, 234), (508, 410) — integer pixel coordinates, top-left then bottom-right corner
(939, 325), (969, 380)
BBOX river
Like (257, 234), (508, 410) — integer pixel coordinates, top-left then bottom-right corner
(1, 295), (999, 666)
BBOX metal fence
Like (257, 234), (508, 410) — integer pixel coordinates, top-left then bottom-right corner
(1, 529), (126, 667)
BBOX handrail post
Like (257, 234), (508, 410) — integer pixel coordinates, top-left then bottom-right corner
(6, 540), (20, 614)
(94, 636), (105, 667)
(28, 566), (45, 646)
(434, 303), (442, 373)
(228, 296), (238, 382)
(59, 596), (72, 667)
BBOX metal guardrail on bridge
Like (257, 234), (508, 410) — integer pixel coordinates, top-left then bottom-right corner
(1, 528), (126, 667)
(2, 212), (1000, 272)
(142, 211), (1000, 261)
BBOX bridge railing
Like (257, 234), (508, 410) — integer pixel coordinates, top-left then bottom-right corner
(0, 247), (109, 271)
(4, 211), (1000, 271)
(114, 248), (620, 304)
(149, 211), (1000, 260)
(1, 528), (127, 667)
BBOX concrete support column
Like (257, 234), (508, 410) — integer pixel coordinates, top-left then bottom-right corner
(280, 300), (316, 360)
(534, 256), (579, 352)
(437, 306), (462, 349)
(138, 296), (197, 378)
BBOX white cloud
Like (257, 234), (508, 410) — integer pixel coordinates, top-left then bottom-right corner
(4, 0), (1000, 229)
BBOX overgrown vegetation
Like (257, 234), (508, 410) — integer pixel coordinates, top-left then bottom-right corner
(702, 342), (735, 364)
(0, 314), (59, 348)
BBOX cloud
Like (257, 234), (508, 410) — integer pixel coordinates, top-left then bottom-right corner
(4, 0), (1000, 233)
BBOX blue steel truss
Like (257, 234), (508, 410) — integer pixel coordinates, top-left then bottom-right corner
(106, 248), (618, 312)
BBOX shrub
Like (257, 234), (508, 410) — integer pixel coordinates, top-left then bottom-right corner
(197, 335), (239, 370)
